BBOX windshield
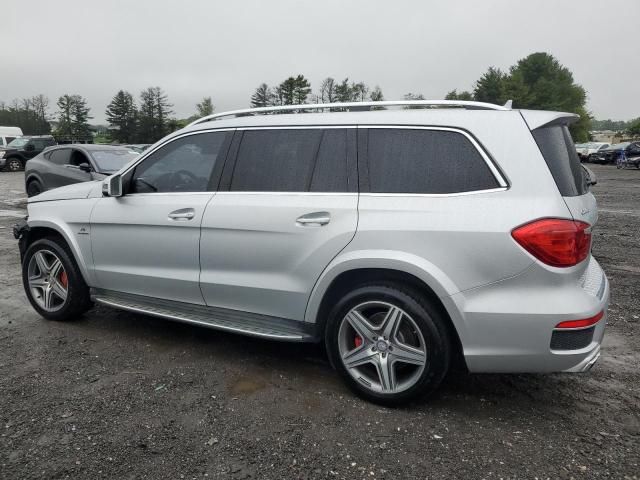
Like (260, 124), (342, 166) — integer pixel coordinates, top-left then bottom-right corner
(7, 137), (29, 148)
(90, 149), (139, 173)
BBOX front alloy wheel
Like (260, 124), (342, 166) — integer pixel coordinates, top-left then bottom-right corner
(27, 250), (68, 312)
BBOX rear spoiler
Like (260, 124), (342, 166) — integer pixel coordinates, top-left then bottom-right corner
(519, 110), (580, 130)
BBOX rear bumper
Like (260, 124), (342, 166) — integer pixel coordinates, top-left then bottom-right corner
(444, 257), (610, 373)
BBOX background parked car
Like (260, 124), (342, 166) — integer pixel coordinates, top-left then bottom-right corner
(24, 144), (139, 196)
(589, 141), (640, 164)
(121, 144), (151, 153)
(578, 142), (610, 161)
(0, 126), (23, 148)
(0, 135), (56, 171)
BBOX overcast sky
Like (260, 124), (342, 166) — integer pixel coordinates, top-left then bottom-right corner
(1, 0), (638, 124)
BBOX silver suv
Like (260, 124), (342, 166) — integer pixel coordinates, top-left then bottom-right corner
(14, 100), (609, 405)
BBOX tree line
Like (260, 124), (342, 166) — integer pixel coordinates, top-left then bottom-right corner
(250, 76), (384, 108)
(2, 53), (637, 144)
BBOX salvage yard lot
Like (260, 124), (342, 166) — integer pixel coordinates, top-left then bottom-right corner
(0, 164), (638, 479)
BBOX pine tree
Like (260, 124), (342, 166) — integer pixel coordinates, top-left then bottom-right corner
(293, 75), (311, 104)
(196, 96), (214, 117)
(137, 87), (173, 143)
(250, 83), (273, 108)
(473, 67), (506, 104)
(105, 90), (137, 143)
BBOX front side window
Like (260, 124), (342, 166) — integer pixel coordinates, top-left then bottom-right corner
(90, 150), (138, 173)
(230, 128), (349, 192)
(130, 131), (228, 193)
(366, 128), (499, 194)
(31, 140), (47, 150)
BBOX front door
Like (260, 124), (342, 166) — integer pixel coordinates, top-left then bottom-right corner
(90, 130), (233, 305)
(199, 127), (358, 321)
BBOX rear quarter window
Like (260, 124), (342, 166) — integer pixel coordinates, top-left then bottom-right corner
(366, 128), (499, 194)
(532, 125), (587, 197)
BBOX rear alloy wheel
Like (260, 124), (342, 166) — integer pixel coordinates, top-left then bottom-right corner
(26, 180), (42, 197)
(22, 238), (92, 321)
(326, 284), (451, 406)
(6, 157), (23, 172)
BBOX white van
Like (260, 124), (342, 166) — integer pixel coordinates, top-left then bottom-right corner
(0, 126), (24, 147)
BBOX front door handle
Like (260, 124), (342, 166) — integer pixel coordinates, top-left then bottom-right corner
(296, 211), (330, 227)
(168, 208), (195, 221)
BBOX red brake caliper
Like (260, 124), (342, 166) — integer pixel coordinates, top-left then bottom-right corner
(354, 335), (363, 348)
(59, 270), (68, 288)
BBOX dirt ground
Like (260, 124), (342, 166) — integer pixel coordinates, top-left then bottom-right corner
(0, 164), (638, 479)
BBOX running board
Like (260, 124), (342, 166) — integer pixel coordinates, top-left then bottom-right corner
(91, 289), (316, 342)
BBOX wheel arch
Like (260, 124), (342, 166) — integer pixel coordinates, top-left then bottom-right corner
(305, 254), (467, 366)
(25, 172), (45, 190)
(21, 222), (92, 285)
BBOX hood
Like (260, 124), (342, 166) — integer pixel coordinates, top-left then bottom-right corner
(29, 180), (102, 203)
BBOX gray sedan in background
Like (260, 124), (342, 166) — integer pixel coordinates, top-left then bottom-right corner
(24, 144), (139, 197)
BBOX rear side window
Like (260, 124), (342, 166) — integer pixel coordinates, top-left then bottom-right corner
(48, 149), (72, 165)
(366, 129), (499, 194)
(230, 129), (349, 192)
(532, 125), (587, 197)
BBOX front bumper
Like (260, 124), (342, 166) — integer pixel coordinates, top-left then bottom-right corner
(13, 217), (30, 260)
(0, 157), (6, 168)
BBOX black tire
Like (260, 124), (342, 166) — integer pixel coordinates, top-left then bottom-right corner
(22, 237), (93, 321)
(5, 157), (23, 172)
(325, 283), (451, 406)
(26, 180), (42, 197)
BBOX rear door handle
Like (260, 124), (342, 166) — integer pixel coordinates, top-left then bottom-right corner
(168, 208), (195, 221)
(296, 211), (330, 227)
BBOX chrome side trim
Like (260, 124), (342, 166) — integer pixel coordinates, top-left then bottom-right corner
(359, 187), (507, 198)
(91, 289), (315, 342)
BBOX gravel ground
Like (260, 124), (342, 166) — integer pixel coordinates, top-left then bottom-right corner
(0, 165), (638, 479)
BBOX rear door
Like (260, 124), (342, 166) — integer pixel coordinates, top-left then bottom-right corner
(199, 127), (358, 321)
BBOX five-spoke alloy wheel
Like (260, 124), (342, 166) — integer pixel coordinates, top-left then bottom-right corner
(22, 237), (92, 321)
(27, 250), (68, 312)
(326, 283), (451, 406)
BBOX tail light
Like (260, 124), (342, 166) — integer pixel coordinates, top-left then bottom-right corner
(511, 218), (591, 267)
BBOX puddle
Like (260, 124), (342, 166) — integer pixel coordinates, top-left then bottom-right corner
(228, 376), (267, 395)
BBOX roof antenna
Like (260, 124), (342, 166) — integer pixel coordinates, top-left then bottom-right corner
(504, 100), (513, 109)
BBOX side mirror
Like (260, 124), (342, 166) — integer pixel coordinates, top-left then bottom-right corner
(78, 162), (91, 173)
(102, 174), (123, 197)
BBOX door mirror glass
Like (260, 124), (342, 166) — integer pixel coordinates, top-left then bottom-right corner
(78, 162), (91, 173)
(103, 174), (123, 197)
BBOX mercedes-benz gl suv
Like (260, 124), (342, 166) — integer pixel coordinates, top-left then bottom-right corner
(14, 100), (609, 405)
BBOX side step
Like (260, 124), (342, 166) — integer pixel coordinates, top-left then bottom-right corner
(91, 289), (317, 342)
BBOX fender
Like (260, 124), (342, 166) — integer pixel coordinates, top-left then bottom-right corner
(303, 249), (469, 342)
(25, 172), (45, 189)
(24, 218), (95, 286)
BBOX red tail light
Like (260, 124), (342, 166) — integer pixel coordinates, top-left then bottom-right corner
(511, 218), (591, 267)
(555, 311), (604, 329)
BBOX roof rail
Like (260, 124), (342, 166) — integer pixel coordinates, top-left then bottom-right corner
(187, 99), (510, 127)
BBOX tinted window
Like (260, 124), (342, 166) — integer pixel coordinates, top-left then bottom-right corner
(90, 150), (138, 173)
(48, 149), (72, 165)
(131, 131), (227, 193)
(311, 129), (349, 192)
(231, 129), (322, 192)
(5, 137), (16, 144)
(31, 139), (47, 150)
(367, 129), (499, 194)
(532, 125), (587, 197)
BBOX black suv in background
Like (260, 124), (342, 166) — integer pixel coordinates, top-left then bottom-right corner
(588, 141), (640, 164)
(0, 136), (57, 171)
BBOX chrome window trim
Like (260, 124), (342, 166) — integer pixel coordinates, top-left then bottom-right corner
(116, 124), (507, 196)
(361, 125), (508, 189)
(359, 187), (507, 198)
